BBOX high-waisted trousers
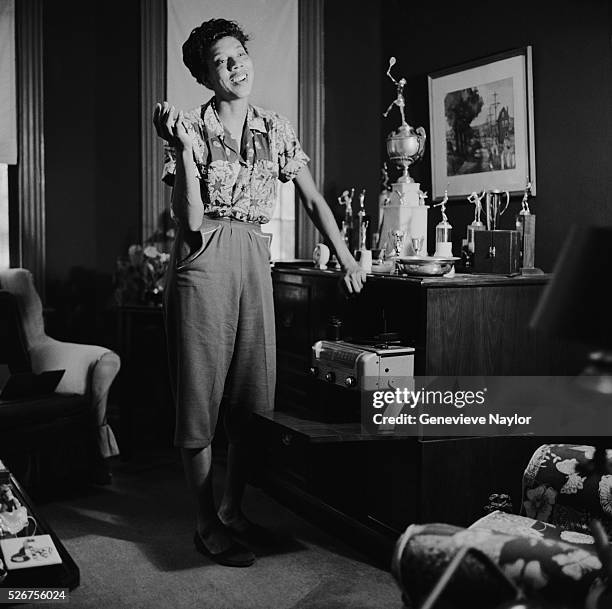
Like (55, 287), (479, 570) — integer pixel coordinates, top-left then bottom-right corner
(164, 216), (275, 448)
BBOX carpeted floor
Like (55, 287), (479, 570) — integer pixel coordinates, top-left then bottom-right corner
(34, 450), (402, 609)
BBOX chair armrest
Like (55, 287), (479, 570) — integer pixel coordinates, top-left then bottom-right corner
(29, 338), (116, 395)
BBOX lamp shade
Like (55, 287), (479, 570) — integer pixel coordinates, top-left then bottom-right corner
(530, 226), (612, 350)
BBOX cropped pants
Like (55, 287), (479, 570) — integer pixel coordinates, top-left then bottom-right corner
(164, 216), (276, 448)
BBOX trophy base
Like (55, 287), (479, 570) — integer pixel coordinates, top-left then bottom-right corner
(380, 202), (428, 258)
(434, 241), (453, 258)
(390, 181), (424, 207)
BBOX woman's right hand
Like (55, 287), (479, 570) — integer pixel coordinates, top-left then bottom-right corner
(153, 102), (192, 151)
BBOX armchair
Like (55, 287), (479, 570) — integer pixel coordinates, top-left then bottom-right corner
(0, 268), (120, 476)
(392, 443), (612, 608)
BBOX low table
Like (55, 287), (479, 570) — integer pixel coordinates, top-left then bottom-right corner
(0, 394), (92, 495)
(0, 472), (79, 590)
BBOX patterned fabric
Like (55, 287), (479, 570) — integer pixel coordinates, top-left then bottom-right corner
(522, 444), (612, 538)
(392, 515), (605, 608)
(162, 99), (309, 224)
(392, 444), (612, 608)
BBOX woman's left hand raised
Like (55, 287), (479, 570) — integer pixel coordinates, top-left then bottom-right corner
(342, 261), (367, 294)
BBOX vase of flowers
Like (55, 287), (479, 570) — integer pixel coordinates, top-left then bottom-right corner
(114, 244), (170, 306)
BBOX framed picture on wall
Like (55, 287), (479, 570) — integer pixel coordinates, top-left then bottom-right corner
(428, 46), (536, 201)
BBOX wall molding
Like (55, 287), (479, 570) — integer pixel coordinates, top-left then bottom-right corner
(297, 0), (324, 259)
(140, 0), (167, 242)
(14, 0), (45, 298)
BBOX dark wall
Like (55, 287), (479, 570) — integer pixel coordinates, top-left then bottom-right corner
(382, 0), (612, 271)
(44, 0), (140, 340)
(324, 1), (382, 237)
(39, 0), (612, 320)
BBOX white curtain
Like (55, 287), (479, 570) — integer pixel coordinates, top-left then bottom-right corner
(0, 0), (17, 165)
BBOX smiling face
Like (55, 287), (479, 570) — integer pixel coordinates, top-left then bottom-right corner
(203, 36), (254, 101)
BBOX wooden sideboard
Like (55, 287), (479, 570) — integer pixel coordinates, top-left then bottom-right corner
(272, 266), (582, 410)
(251, 266), (586, 555)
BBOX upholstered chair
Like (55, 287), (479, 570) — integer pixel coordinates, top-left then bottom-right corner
(392, 443), (612, 608)
(0, 268), (120, 476)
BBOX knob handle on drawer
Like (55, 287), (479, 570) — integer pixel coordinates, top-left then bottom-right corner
(345, 376), (356, 388)
(281, 433), (293, 446)
(324, 371), (335, 383)
(309, 366), (319, 377)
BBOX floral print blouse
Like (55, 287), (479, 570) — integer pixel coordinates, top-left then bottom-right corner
(162, 99), (310, 224)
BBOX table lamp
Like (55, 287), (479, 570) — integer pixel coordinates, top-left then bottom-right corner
(530, 225), (612, 393)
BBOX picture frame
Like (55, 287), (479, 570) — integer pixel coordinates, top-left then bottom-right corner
(428, 46), (536, 201)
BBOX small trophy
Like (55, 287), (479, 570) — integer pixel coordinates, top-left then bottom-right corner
(411, 237), (424, 257)
(338, 188), (355, 252)
(390, 229), (405, 258)
(432, 189), (453, 258)
(375, 164), (392, 250)
(358, 220), (372, 272)
(466, 190), (486, 253)
(485, 189), (510, 231)
(519, 181), (532, 215)
(515, 182), (543, 275)
(359, 218), (369, 251)
(357, 189), (370, 250)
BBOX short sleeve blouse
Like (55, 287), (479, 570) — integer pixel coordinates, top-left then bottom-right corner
(161, 100), (310, 224)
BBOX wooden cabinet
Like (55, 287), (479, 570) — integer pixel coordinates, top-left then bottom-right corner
(273, 267), (581, 407)
(256, 267), (584, 546)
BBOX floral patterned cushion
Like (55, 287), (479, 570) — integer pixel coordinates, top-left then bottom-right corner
(522, 444), (612, 537)
(393, 513), (603, 608)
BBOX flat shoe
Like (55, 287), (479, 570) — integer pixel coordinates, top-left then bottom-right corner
(221, 518), (273, 546)
(193, 532), (255, 568)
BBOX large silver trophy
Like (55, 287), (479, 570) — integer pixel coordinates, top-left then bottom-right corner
(383, 57), (427, 184)
(380, 58), (429, 257)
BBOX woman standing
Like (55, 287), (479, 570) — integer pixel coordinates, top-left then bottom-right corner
(153, 18), (365, 567)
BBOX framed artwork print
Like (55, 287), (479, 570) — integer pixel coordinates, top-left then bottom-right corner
(428, 46), (536, 201)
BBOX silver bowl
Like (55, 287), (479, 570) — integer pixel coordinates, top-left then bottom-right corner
(396, 256), (459, 276)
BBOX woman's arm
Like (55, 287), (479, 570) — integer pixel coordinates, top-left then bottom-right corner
(172, 146), (204, 231)
(153, 103), (203, 231)
(294, 166), (366, 294)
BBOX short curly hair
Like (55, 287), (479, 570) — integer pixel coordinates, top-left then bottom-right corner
(182, 18), (250, 86)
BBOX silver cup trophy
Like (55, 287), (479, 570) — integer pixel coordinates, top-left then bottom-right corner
(380, 57), (429, 259)
(383, 57), (427, 184)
